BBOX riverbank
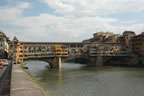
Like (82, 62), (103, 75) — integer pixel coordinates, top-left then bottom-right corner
(11, 64), (48, 96)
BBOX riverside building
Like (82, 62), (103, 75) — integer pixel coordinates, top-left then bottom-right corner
(132, 32), (144, 56)
(0, 31), (9, 58)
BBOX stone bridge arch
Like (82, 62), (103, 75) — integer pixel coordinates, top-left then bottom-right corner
(24, 58), (56, 68)
(24, 54), (104, 69)
(69, 49), (77, 55)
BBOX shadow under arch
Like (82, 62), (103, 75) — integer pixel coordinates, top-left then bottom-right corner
(24, 58), (53, 68)
(24, 56), (89, 68)
(61, 56), (89, 65)
(24, 58), (58, 68)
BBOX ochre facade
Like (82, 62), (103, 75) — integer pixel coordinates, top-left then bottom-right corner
(132, 32), (144, 56)
(54, 45), (68, 57)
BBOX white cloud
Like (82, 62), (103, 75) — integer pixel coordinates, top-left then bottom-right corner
(0, 2), (30, 22)
(42, 0), (75, 14)
(6, 13), (144, 41)
(17, 2), (31, 8)
(1, 1), (144, 42)
(43, 0), (144, 16)
(0, 7), (21, 22)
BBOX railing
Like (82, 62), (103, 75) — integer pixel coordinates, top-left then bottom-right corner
(89, 51), (129, 56)
(24, 52), (55, 58)
(0, 60), (12, 96)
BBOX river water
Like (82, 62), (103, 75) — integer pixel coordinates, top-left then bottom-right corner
(25, 61), (144, 96)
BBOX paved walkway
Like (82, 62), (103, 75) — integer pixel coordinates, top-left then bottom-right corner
(11, 64), (47, 96)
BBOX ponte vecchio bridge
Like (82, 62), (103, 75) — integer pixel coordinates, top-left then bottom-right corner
(10, 39), (135, 68)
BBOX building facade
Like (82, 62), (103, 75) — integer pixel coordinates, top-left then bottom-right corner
(132, 32), (144, 56)
(0, 31), (9, 58)
(54, 45), (68, 57)
(123, 31), (136, 48)
(9, 36), (24, 63)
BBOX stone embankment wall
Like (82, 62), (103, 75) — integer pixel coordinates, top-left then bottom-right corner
(11, 64), (48, 96)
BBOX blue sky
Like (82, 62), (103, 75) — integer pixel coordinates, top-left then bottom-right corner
(0, 0), (144, 42)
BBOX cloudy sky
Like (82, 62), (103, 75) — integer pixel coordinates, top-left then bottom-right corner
(0, 0), (144, 42)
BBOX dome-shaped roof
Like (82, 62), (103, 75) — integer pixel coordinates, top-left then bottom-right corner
(13, 36), (19, 42)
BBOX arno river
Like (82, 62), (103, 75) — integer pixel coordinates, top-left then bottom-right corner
(25, 61), (144, 96)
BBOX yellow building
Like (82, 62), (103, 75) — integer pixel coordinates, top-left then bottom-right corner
(54, 44), (68, 57)
(10, 36), (24, 63)
(15, 42), (24, 63)
(132, 32), (144, 56)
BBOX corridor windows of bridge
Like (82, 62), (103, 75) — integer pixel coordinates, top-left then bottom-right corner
(28, 47), (32, 51)
(45, 47), (51, 53)
(32, 47), (35, 52)
(70, 44), (76, 48)
(24, 46), (28, 52)
(77, 44), (83, 48)
(39, 46), (42, 51)
(41, 47), (47, 52)
(31, 47), (34, 51)
(36, 47), (40, 51)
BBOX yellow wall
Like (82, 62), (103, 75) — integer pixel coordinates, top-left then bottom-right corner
(54, 45), (68, 57)
(15, 43), (24, 63)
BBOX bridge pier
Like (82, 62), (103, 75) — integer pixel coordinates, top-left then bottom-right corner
(44, 55), (104, 69)
(49, 57), (62, 68)
(58, 57), (62, 69)
(87, 56), (103, 67)
(96, 55), (103, 67)
(127, 55), (141, 66)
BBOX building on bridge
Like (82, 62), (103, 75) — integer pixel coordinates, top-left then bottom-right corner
(89, 43), (127, 56)
(123, 31), (136, 49)
(54, 45), (68, 57)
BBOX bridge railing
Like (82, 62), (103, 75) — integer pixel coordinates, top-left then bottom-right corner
(24, 52), (55, 59)
(90, 51), (129, 56)
(0, 60), (12, 96)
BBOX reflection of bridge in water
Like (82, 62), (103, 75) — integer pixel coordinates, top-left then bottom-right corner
(12, 41), (134, 68)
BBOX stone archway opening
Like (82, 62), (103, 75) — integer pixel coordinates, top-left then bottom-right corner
(69, 49), (77, 55)
(24, 59), (52, 69)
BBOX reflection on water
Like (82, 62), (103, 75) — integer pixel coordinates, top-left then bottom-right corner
(26, 61), (144, 96)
